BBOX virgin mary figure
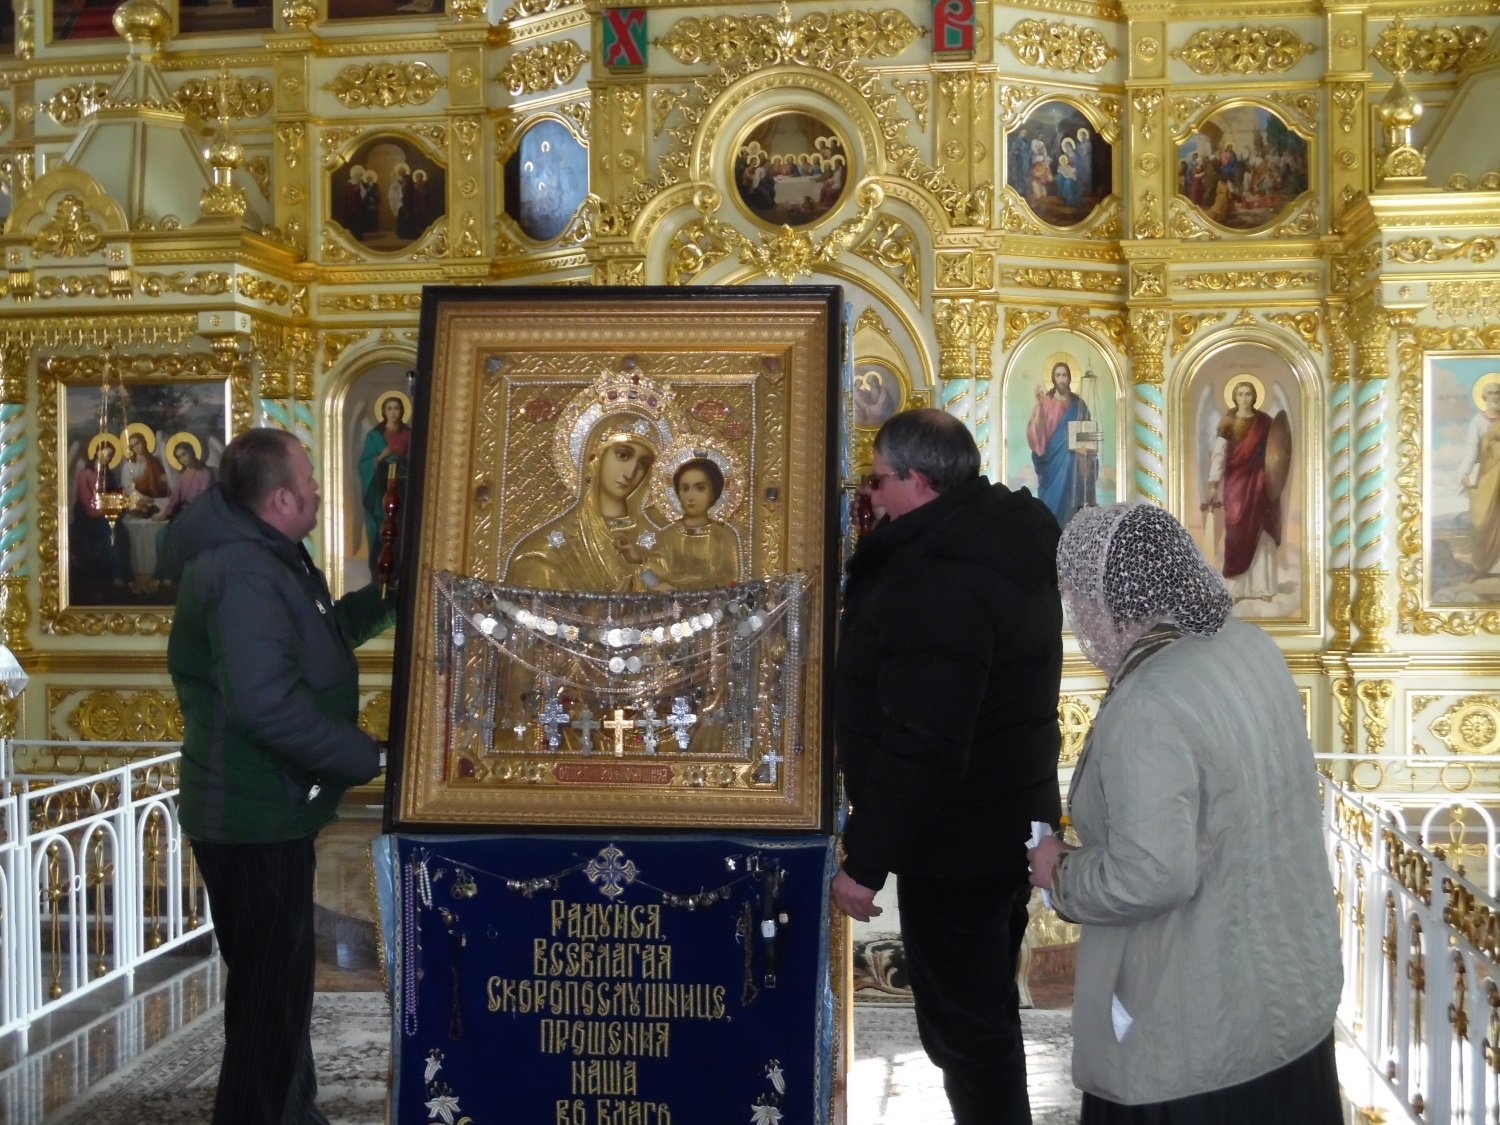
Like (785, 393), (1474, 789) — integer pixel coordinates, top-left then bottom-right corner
(507, 419), (661, 592)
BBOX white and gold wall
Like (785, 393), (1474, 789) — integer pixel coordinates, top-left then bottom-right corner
(0, 0), (1497, 816)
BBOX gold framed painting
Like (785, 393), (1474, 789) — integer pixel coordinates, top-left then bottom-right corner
(1400, 345), (1500, 634)
(39, 353), (245, 636)
(386, 286), (842, 831)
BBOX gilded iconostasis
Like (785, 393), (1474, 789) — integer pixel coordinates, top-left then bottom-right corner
(0, 0), (1499, 814)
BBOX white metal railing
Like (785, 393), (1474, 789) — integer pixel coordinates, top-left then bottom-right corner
(1323, 772), (1500, 1124)
(0, 741), (213, 1050)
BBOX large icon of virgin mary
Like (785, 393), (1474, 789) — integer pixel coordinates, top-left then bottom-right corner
(505, 369), (743, 593)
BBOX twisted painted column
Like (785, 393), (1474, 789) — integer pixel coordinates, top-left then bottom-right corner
(1128, 309), (1168, 506)
(1350, 301), (1394, 652)
(1131, 383), (1166, 507)
(0, 399), (25, 579)
(1327, 372), (1354, 648)
(971, 301), (998, 477)
(935, 298), (975, 444)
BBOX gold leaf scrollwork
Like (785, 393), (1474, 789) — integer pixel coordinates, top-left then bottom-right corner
(33, 195), (105, 259)
(1128, 309), (1168, 386)
(1131, 88), (1163, 142)
(667, 218), (733, 287)
(1133, 190), (1164, 240)
(327, 62), (443, 109)
(1371, 22), (1489, 75)
(1357, 679), (1395, 755)
(42, 83), (112, 127)
(998, 18), (1117, 74)
(1266, 311), (1323, 353)
(999, 189), (1044, 236)
(1331, 84), (1362, 135)
(1169, 94), (1219, 137)
(854, 217), (921, 303)
(1430, 696), (1500, 757)
(497, 40), (587, 96)
(686, 183), (884, 285)
(1171, 26), (1316, 75)
(899, 80), (929, 132)
(655, 6), (922, 70)
(175, 76), (273, 120)
(1388, 237), (1499, 266)
(997, 84), (1043, 130)
(1168, 198), (1218, 242)
(1431, 281), (1500, 323)
(1001, 268), (1122, 294)
(1003, 308), (1050, 350)
(1330, 672), (1354, 752)
(1171, 312), (1225, 356)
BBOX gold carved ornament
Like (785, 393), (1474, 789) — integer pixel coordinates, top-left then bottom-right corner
(1003, 309), (1050, 350)
(999, 18), (1116, 73)
(66, 690), (186, 743)
(327, 62), (443, 109)
(497, 40), (587, 96)
(1356, 679), (1394, 755)
(1171, 27), (1315, 76)
(1371, 22), (1489, 75)
(33, 195), (105, 259)
(1127, 310), (1168, 386)
(1430, 696), (1500, 758)
(42, 83), (113, 128)
(653, 5), (922, 70)
(853, 218), (920, 303)
(1388, 237), (1499, 266)
(174, 76), (273, 120)
(684, 184), (883, 285)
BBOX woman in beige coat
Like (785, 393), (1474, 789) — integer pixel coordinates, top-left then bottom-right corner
(1029, 502), (1342, 1123)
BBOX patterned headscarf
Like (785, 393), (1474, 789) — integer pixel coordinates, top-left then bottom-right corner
(1057, 502), (1232, 679)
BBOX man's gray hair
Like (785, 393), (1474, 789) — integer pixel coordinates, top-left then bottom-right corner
(219, 428), (300, 512)
(873, 408), (981, 494)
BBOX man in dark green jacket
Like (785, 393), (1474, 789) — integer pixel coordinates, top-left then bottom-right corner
(165, 427), (394, 1125)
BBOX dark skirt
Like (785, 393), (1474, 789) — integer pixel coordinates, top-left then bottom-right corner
(1080, 1030), (1342, 1125)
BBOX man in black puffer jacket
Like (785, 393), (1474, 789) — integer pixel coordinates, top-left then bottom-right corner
(833, 408), (1062, 1125)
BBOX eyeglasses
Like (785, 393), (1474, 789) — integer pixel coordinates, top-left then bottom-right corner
(864, 471), (900, 491)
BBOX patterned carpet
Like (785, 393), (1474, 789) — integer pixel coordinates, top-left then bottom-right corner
(48, 994), (391, 1125)
(47, 992), (1081, 1125)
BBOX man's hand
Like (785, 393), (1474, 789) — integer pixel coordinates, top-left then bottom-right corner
(831, 869), (882, 922)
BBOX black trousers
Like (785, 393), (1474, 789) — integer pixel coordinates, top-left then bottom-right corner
(192, 836), (328, 1125)
(898, 871), (1035, 1125)
(1079, 1030), (1343, 1125)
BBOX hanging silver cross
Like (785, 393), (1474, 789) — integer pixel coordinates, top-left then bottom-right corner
(636, 704), (666, 754)
(538, 696), (570, 751)
(573, 706), (600, 753)
(666, 696), (698, 750)
(758, 746), (785, 784)
(585, 844), (638, 900)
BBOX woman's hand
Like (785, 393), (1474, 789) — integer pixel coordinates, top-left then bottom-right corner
(1028, 834), (1076, 891)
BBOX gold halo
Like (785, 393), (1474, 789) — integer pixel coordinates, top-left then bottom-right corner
(1222, 374), (1266, 410)
(373, 389), (412, 424)
(87, 432), (124, 469)
(123, 421), (157, 454)
(164, 431), (202, 471)
(1472, 372), (1500, 411)
(1042, 352), (1081, 382)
